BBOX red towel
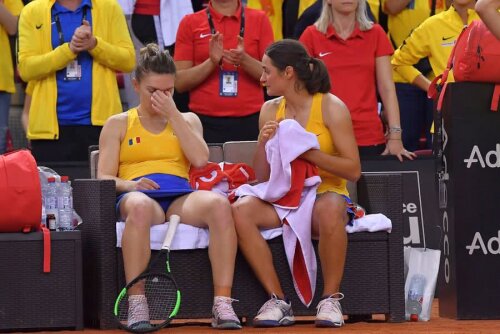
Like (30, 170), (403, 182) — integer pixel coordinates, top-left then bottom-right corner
(189, 162), (256, 191)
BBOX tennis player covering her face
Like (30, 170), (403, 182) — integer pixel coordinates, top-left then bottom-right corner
(232, 39), (361, 328)
(98, 43), (242, 330)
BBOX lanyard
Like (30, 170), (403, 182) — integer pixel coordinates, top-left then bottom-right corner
(54, 7), (88, 46)
(206, 6), (245, 38)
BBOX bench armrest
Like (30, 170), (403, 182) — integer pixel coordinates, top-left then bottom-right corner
(358, 172), (405, 321)
(73, 179), (119, 328)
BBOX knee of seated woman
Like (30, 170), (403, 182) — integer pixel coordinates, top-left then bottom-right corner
(199, 192), (232, 218)
(124, 195), (158, 223)
(315, 192), (347, 213)
(202, 191), (230, 206)
(231, 196), (264, 224)
(231, 196), (253, 213)
(315, 194), (350, 223)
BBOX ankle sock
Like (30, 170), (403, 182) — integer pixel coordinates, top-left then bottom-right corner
(128, 294), (150, 327)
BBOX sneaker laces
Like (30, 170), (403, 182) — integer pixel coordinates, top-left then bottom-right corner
(214, 296), (240, 322)
(316, 292), (344, 318)
(257, 294), (284, 315)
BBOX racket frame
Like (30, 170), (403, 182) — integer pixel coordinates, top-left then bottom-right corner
(113, 215), (181, 333)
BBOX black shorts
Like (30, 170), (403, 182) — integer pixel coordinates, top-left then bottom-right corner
(30, 125), (101, 162)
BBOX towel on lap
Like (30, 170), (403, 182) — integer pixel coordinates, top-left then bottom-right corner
(235, 119), (321, 307)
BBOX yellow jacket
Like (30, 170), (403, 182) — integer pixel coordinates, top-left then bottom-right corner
(18, 0), (135, 140)
(383, 0), (446, 83)
(391, 7), (479, 84)
(0, 0), (23, 93)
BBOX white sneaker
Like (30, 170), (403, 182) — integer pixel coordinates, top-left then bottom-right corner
(253, 294), (295, 327)
(211, 296), (242, 329)
(315, 293), (345, 327)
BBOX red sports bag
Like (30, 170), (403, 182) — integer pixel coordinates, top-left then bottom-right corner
(0, 149), (42, 232)
(428, 20), (500, 111)
(0, 150), (52, 272)
(454, 20), (500, 82)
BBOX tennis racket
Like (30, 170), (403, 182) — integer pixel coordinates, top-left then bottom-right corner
(114, 214), (181, 333)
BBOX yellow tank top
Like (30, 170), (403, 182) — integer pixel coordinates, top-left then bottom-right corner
(118, 108), (190, 181)
(276, 93), (348, 195)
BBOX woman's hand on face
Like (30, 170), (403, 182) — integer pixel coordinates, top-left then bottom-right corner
(258, 120), (280, 145)
(151, 90), (177, 118)
(132, 177), (160, 191)
(382, 139), (417, 162)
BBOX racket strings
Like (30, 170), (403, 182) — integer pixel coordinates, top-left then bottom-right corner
(128, 294), (150, 326)
(145, 275), (178, 321)
(117, 274), (179, 330)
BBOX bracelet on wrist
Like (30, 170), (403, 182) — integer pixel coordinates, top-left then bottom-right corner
(388, 126), (403, 134)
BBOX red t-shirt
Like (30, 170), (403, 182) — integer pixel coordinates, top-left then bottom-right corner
(300, 24), (393, 146)
(174, 2), (274, 117)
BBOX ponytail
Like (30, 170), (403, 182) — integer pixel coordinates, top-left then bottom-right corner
(304, 58), (331, 94)
(265, 39), (331, 94)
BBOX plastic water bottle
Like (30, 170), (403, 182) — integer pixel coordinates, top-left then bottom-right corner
(39, 171), (47, 226)
(57, 176), (73, 231)
(72, 210), (83, 229)
(45, 177), (58, 231)
(406, 274), (427, 321)
(40, 184), (47, 227)
(57, 176), (72, 209)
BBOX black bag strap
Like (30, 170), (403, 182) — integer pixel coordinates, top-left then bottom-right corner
(430, 0), (437, 16)
(378, 0), (389, 32)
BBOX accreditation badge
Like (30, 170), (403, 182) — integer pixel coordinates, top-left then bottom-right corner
(65, 60), (82, 81)
(219, 70), (238, 97)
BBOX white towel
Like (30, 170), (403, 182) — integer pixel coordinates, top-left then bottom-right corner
(160, 0), (193, 47)
(115, 212), (391, 250)
(345, 213), (392, 233)
(116, 222), (283, 250)
(235, 119), (320, 307)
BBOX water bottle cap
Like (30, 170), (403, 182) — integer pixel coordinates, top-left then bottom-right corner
(61, 176), (69, 182)
(410, 314), (418, 322)
(48, 177), (56, 182)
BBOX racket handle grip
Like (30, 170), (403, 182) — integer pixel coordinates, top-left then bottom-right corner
(163, 214), (180, 250)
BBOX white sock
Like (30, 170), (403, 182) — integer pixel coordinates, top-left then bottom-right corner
(128, 295), (150, 327)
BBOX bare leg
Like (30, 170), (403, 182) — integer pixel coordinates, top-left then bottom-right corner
(120, 192), (165, 294)
(312, 193), (349, 295)
(167, 190), (237, 297)
(231, 196), (284, 298)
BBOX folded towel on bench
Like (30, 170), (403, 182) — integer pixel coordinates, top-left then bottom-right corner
(115, 222), (284, 250)
(115, 213), (391, 250)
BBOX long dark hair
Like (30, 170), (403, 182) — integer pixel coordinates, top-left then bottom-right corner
(265, 39), (331, 94)
(134, 43), (176, 82)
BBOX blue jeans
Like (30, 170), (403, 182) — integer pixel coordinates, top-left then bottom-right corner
(395, 83), (434, 152)
(0, 92), (11, 154)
